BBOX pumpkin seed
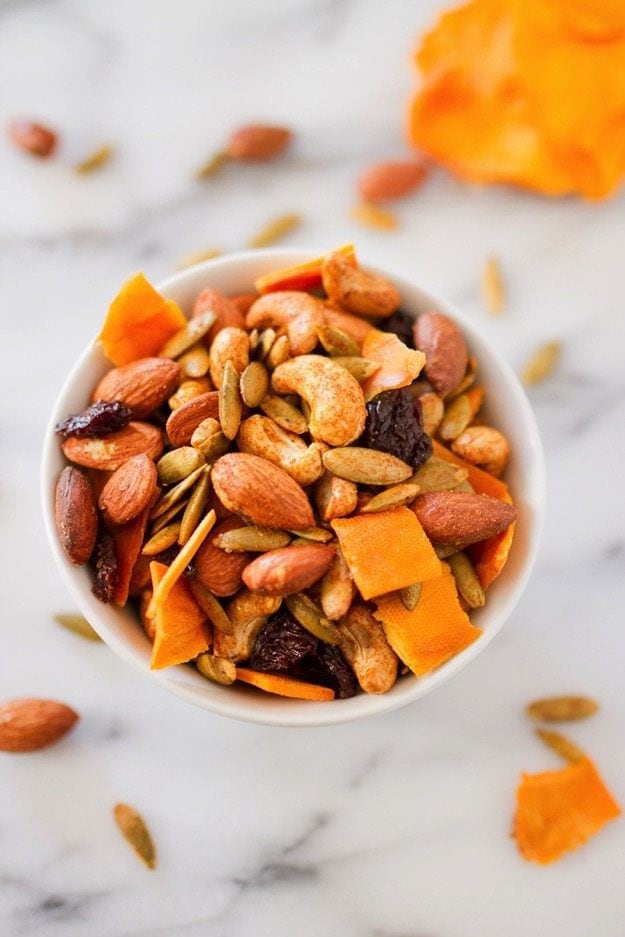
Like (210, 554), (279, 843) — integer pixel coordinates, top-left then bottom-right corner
(331, 356), (380, 381)
(360, 483), (420, 514)
(168, 377), (212, 410)
(256, 328), (277, 361)
(75, 144), (113, 174)
(286, 594), (341, 645)
(439, 394), (473, 442)
(187, 578), (233, 634)
(177, 342), (211, 378)
(527, 696), (599, 723)
(446, 357), (477, 400)
(322, 447), (413, 486)
(259, 395), (308, 434)
(399, 583), (422, 611)
(158, 310), (217, 359)
(320, 549), (353, 621)
(113, 803), (156, 869)
(351, 201), (398, 231)
(176, 247), (222, 271)
(535, 729), (585, 764)
(482, 255), (504, 314)
(247, 213), (301, 249)
(150, 497), (189, 533)
(418, 391), (444, 436)
(288, 527), (333, 542)
(178, 467), (212, 544)
(315, 325), (360, 358)
(248, 328), (260, 353)
(266, 334), (290, 369)
(150, 465), (206, 519)
(196, 652), (236, 685)
(433, 543), (458, 559)
(447, 551), (485, 608)
(196, 149), (227, 180)
(53, 613), (101, 641)
(219, 360), (242, 440)
(157, 447), (205, 485)
(213, 526), (291, 552)
(239, 361), (269, 408)
(191, 418), (229, 461)
(142, 522), (182, 556)
(521, 341), (562, 386)
(411, 456), (468, 493)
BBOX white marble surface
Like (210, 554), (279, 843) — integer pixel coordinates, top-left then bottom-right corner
(2, 1), (625, 935)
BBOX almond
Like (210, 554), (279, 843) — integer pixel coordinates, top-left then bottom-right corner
(92, 358), (181, 418)
(225, 124), (292, 161)
(413, 491), (517, 548)
(212, 453), (315, 529)
(0, 698), (78, 752)
(8, 119), (57, 158)
(193, 517), (251, 597)
(98, 454), (158, 526)
(358, 160), (427, 202)
(54, 466), (98, 564)
(62, 421), (164, 470)
(242, 544), (334, 596)
(413, 312), (468, 397)
(166, 391), (220, 446)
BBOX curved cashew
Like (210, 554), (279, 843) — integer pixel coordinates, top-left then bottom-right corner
(208, 327), (250, 388)
(271, 355), (366, 446)
(246, 292), (326, 355)
(213, 590), (281, 661)
(338, 606), (398, 694)
(321, 251), (400, 319)
(237, 415), (325, 486)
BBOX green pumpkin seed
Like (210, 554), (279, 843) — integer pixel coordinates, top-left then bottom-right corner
(315, 325), (360, 358)
(259, 395), (308, 434)
(214, 526), (291, 552)
(196, 150), (227, 180)
(360, 483), (420, 514)
(113, 803), (156, 869)
(219, 360), (242, 441)
(196, 652), (236, 685)
(521, 341), (562, 386)
(239, 361), (269, 408)
(331, 357), (380, 381)
(248, 328), (260, 353)
(434, 543), (458, 560)
(158, 310), (216, 359)
(157, 447), (205, 485)
(150, 497), (190, 533)
(53, 613), (101, 641)
(187, 577), (233, 634)
(177, 342), (211, 378)
(285, 594), (341, 645)
(247, 213), (301, 249)
(439, 394), (473, 442)
(178, 467), (212, 545)
(446, 359), (477, 400)
(399, 583), (422, 611)
(410, 456), (468, 493)
(142, 522), (182, 556)
(535, 729), (585, 764)
(322, 447), (413, 486)
(527, 696), (599, 723)
(288, 527), (333, 542)
(150, 465), (206, 519)
(257, 327), (277, 361)
(447, 551), (485, 608)
(267, 334), (290, 369)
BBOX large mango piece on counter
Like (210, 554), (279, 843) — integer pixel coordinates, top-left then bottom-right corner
(408, 0), (625, 199)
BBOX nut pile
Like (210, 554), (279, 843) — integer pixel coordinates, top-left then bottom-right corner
(54, 247), (517, 702)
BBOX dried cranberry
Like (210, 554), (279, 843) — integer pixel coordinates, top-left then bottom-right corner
(361, 387), (432, 470)
(379, 309), (415, 348)
(91, 534), (118, 603)
(55, 400), (132, 439)
(302, 644), (358, 699)
(250, 610), (317, 673)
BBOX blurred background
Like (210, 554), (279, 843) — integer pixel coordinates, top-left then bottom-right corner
(2, 2), (624, 936)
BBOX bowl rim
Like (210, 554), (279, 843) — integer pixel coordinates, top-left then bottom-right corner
(41, 247), (545, 727)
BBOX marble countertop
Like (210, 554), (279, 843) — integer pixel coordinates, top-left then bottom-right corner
(2, 1), (624, 935)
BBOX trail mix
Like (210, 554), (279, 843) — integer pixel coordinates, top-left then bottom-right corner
(53, 246), (517, 702)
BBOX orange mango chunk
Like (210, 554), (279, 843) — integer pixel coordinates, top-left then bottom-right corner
(149, 561), (210, 670)
(360, 329), (426, 402)
(432, 439), (509, 500)
(98, 273), (187, 366)
(235, 668), (335, 701)
(254, 243), (356, 294)
(515, 757), (621, 865)
(470, 494), (515, 589)
(373, 564), (481, 676)
(331, 507), (441, 601)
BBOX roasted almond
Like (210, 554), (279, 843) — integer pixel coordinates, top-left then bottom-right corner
(225, 124), (293, 161)
(93, 357), (181, 417)
(166, 391), (220, 446)
(242, 543), (334, 596)
(413, 490), (517, 548)
(358, 160), (427, 202)
(54, 466), (98, 565)
(413, 312), (468, 397)
(0, 698), (79, 752)
(98, 454), (159, 526)
(211, 453), (314, 529)
(61, 421), (164, 470)
(193, 517), (251, 597)
(8, 119), (57, 158)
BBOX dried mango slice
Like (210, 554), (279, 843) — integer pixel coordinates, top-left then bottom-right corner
(331, 507), (441, 600)
(373, 564), (481, 676)
(254, 244), (356, 294)
(432, 439), (509, 500)
(99, 273), (187, 366)
(514, 756), (621, 864)
(149, 561), (210, 670)
(235, 668), (335, 701)
(360, 329), (426, 402)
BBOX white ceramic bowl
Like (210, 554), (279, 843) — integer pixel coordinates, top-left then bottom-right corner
(41, 249), (545, 727)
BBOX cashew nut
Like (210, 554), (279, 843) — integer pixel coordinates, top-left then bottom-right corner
(208, 326), (250, 389)
(338, 606), (398, 694)
(314, 472), (358, 522)
(320, 548), (354, 621)
(246, 292), (326, 355)
(271, 355), (366, 446)
(321, 251), (400, 320)
(237, 415), (325, 486)
(213, 590), (281, 661)
(451, 425), (510, 477)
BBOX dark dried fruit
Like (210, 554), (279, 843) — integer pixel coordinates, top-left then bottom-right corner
(250, 609), (317, 673)
(55, 401), (132, 439)
(361, 387), (432, 470)
(91, 534), (118, 603)
(379, 309), (415, 348)
(303, 644), (358, 699)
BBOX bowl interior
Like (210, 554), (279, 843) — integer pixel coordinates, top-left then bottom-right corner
(41, 248), (545, 727)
